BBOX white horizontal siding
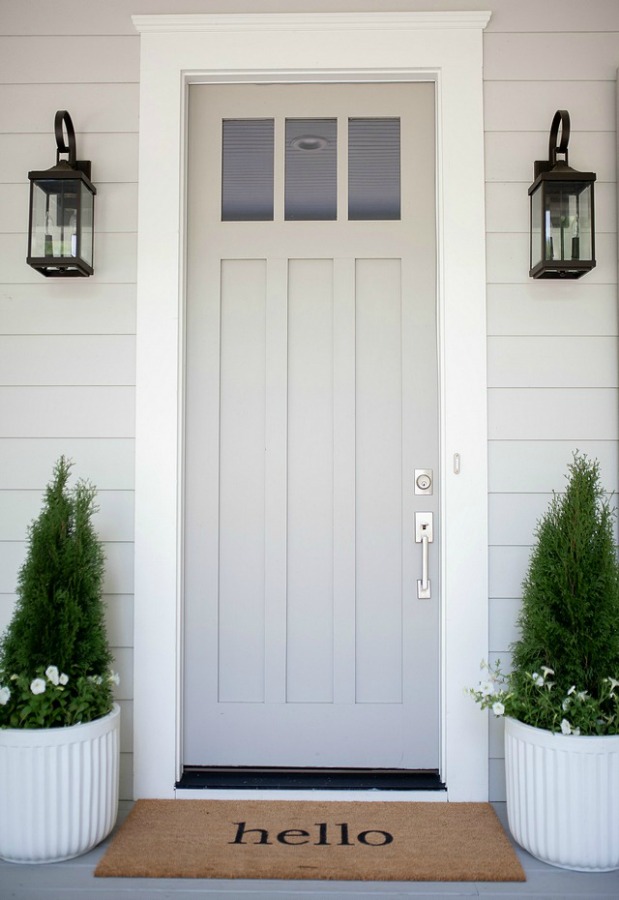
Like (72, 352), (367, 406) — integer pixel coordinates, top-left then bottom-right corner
(0, 439), (134, 488)
(0, 286), (136, 335)
(0, 387), (135, 437)
(488, 440), (619, 493)
(488, 337), (619, 388)
(489, 598), (521, 652)
(484, 32), (619, 81)
(0, 133), (138, 184)
(484, 80), (616, 133)
(0, 83), (139, 133)
(489, 388), (619, 440)
(489, 546), (532, 600)
(487, 283), (618, 336)
(105, 595), (134, 648)
(489, 494), (553, 548)
(0, 336), (135, 386)
(0, 36), (138, 83)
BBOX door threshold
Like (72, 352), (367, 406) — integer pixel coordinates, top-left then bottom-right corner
(177, 767), (445, 792)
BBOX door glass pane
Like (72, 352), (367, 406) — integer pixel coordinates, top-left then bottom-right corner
(285, 119), (337, 220)
(349, 118), (401, 220)
(222, 119), (274, 221)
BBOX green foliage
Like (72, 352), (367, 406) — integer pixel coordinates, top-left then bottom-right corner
(470, 661), (619, 736)
(513, 453), (619, 696)
(0, 666), (119, 729)
(0, 458), (116, 728)
(470, 453), (619, 735)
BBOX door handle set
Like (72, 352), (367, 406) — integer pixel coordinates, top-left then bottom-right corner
(415, 512), (434, 599)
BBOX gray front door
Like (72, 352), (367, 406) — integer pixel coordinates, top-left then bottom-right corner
(183, 82), (439, 769)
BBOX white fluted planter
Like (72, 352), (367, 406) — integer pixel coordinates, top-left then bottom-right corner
(505, 715), (619, 872)
(0, 703), (120, 863)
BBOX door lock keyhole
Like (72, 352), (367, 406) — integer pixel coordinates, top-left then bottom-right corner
(415, 469), (433, 495)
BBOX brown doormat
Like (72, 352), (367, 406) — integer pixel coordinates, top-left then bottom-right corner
(95, 800), (525, 882)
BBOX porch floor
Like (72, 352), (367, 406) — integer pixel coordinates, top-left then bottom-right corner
(1, 803), (618, 899)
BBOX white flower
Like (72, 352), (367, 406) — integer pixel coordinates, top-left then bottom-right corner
(492, 701), (505, 717)
(573, 727), (581, 736)
(576, 690), (588, 702)
(541, 666), (554, 678)
(45, 665), (59, 685)
(478, 680), (495, 697)
(531, 673), (544, 687)
(30, 678), (46, 695)
(560, 718), (573, 735)
(59, 673), (69, 686)
(109, 671), (120, 686)
(607, 678), (619, 693)
(562, 698), (571, 711)
(0, 686), (10, 705)
(567, 685), (576, 696)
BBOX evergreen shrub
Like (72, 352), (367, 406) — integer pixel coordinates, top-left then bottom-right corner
(471, 453), (619, 735)
(0, 458), (118, 728)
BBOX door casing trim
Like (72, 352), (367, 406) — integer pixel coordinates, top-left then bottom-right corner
(132, 11), (490, 801)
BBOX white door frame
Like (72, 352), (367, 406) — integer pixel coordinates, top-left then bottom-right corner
(132, 11), (491, 801)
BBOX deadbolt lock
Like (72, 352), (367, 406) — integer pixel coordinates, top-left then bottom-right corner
(415, 469), (433, 495)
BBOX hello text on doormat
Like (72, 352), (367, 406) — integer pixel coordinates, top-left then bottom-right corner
(95, 799), (525, 882)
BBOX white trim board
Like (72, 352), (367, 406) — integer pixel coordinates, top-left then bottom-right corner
(132, 11), (490, 802)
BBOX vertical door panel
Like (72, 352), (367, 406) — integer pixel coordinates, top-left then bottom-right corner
(355, 259), (403, 704)
(287, 259), (334, 702)
(218, 260), (267, 702)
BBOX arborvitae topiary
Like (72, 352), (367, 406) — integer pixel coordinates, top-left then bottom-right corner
(0, 457), (112, 681)
(511, 453), (619, 697)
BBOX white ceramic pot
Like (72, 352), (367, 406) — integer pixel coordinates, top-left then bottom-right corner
(0, 703), (120, 863)
(505, 715), (619, 871)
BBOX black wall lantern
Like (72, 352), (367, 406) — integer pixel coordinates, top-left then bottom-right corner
(529, 110), (596, 279)
(27, 111), (96, 277)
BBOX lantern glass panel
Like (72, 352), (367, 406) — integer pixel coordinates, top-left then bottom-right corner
(530, 183), (543, 269)
(30, 178), (79, 259)
(80, 181), (94, 267)
(544, 181), (593, 264)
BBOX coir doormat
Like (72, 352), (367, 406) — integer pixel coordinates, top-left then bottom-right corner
(95, 800), (525, 882)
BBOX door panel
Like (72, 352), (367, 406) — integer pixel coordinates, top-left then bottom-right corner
(219, 260), (267, 702)
(184, 82), (438, 769)
(355, 259), (403, 704)
(287, 258), (334, 703)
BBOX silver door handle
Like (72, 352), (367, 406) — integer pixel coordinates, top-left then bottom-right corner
(415, 512), (433, 599)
